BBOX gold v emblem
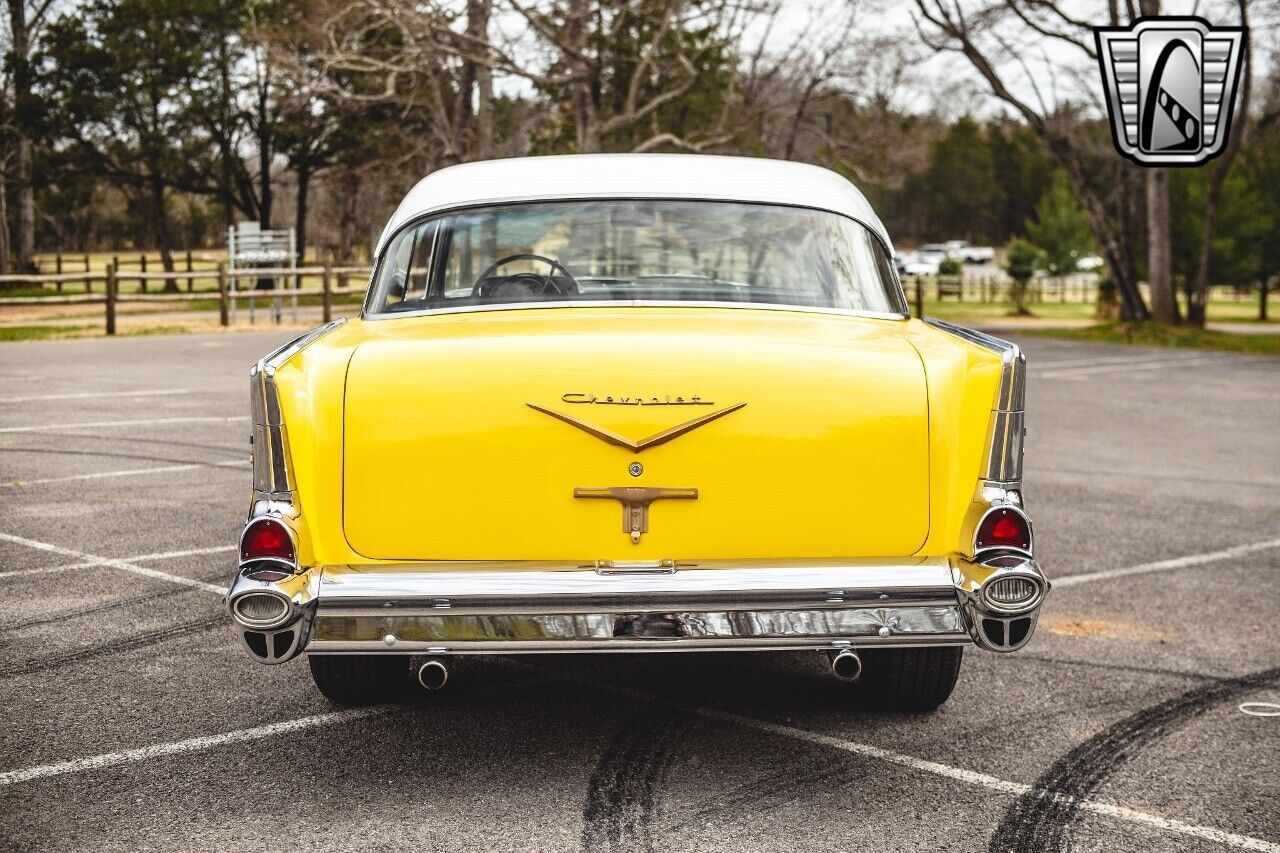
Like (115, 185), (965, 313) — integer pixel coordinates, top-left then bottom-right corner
(527, 402), (746, 452)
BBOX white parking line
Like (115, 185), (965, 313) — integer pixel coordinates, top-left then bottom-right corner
(0, 533), (226, 594)
(0, 707), (387, 787)
(1033, 353), (1202, 371)
(0, 416), (248, 434)
(696, 707), (1280, 852)
(0, 459), (248, 488)
(515, 663), (1280, 851)
(0, 388), (189, 404)
(1054, 539), (1280, 588)
(0, 662), (1272, 853)
(0, 544), (236, 580)
(1039, 356), (1219, 380)
(0, 542), (1273, 850)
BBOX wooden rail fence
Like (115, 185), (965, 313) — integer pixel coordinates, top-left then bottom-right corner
(0, 263), (371, 335)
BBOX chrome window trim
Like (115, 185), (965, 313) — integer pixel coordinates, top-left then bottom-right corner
(362, 197), (909, 320)
(361, 299), (910, 323)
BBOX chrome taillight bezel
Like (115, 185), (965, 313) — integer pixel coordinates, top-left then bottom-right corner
(973, 504), (1034, 556)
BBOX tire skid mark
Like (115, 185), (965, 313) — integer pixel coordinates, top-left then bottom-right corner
(7, 433), (243, 455)
(0, 614), (225, 678)
(581, 712), (689, 852)
(0, 446), (241, 466)
(3, 571), (226, 632)
(660, 754), (857, 833)
(1015, 653), (1215, 684)
(988, 664), (1280, 852)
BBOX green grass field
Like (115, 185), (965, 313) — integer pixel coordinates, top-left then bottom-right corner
(0, 324), (98, 341)
(1021, 322), (1280, 356)
(920, 294), (1277, 326)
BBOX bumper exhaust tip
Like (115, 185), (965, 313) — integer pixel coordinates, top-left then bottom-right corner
(829, 649), (862, 682)
(417, 658), (449, 691)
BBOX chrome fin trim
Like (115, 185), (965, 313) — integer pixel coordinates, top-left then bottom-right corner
(249, 319), (346, 503)
(925, 318), (1026, 485)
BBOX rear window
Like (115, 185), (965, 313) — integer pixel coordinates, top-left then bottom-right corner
(366, 199), (906, 316)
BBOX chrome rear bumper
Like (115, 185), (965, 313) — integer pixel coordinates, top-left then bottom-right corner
(225, 557), (1047, 663)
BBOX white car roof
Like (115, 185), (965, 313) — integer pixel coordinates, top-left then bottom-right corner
(376, 154), (892, 255)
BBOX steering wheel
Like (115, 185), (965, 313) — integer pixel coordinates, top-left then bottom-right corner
(472, 253), (579, 299)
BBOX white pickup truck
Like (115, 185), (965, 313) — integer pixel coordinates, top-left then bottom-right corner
(944, 241), (995, 264)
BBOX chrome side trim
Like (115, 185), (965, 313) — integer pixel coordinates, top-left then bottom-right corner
(925, 318), (1026, 485)
(260, 318), (347, 373)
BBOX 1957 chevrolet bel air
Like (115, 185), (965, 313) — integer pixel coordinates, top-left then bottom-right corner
(225, 154), (1047, 712)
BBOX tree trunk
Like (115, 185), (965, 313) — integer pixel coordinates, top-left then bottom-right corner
(0, 153), (10, 275)
(336, 168), (361, 262)
(257, 59), (273, 230)
(1186, 185), (1220, 327)
(294, 164), (311, 267)
(7, 0), (36, 273)
(456, 0), (493, 160)
(1261, 273), (1271, 322)
(564, 0), (599, 153)
(149, 177), (177, 288)
(1049, 143), (1149, 320)
(1188, 4), (1251, 327)
(1146, 169), (1177, 323)
(473, 0), (494, 161)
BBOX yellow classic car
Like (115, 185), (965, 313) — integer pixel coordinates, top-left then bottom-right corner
(225, 154), (1046, 712)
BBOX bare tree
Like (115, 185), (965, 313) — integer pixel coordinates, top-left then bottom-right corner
(912, 0), (1162, 319)
(3, 0), (58, 272)
(1187, 0), (1254, 326)
(315, 0), (769, 158)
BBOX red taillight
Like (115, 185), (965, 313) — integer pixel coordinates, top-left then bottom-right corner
(975, 507), (1031, 552)
(241, 518), (294, 562)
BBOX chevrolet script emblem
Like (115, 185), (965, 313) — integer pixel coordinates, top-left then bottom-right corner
(574, 487), (698, 544)
(527, 400), (745, 452)
(1095, 17), (1245, 166)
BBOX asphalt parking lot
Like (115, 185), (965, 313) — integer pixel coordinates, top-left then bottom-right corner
(1, 328), (1277, 852)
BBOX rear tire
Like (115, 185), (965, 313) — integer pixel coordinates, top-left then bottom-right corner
(856, 646), (963, 712)
(308, 654), (407, 705)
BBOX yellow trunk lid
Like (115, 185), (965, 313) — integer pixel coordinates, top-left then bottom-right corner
(342, 308), (929, 561)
